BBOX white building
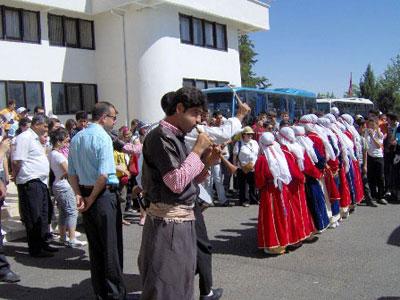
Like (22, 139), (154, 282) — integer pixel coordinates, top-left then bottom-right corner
(0, 0), (269, 125)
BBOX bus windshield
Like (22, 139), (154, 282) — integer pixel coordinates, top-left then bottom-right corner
(206, 92), (233, 117)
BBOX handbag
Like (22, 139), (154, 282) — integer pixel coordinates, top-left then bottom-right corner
(128, 154), (139, 176)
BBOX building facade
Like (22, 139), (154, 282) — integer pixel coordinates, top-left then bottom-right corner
(0, 0), (269, 124)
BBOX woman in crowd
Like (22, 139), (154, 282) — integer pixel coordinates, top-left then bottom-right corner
(48, 128), (86, 247)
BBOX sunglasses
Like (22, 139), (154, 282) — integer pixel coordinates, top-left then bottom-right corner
(106, 114), (117, 121)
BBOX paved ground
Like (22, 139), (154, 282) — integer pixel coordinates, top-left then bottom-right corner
(1, 200), (400, 300)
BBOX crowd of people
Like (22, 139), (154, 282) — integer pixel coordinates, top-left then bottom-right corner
(0, 89), (398, 300)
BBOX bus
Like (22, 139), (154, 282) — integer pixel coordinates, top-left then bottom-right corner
(316, 98), (374, 116)
(203, 87), (317, 122)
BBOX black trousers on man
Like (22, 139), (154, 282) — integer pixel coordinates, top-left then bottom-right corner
(367, 155), (385, 200)
(81, 187), (126, 300)
(194, 202), (213, 296)
(17, 180), (50, 256)
(237, 170), (257, 204)
(0, 201), (11, 276)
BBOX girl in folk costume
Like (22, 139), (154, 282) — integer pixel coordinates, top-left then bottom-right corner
(324, 113), (354, 217)
(276, 127), (316, 242)
(255, 132), (294, 255)
(338, 114), (365, 207)
(292, 125), (330, 232)
(298, 115), (332, 231)
(316, 118), (342, 228)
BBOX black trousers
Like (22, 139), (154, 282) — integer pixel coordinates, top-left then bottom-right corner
(0, 201), (10, 276)
(17, 180), (50, 256)
(81, 188), (126, 300)
(367, 155), (385, 200)
(361, 163), (373, 202)
(237, 169), (257, 204)
(194, 203), (213, 296)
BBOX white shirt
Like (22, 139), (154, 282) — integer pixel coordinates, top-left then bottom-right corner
(365, 130), (384, 158)
(233, 139), (259, 167)
(13, 128), (49, 185)
(48, 150), (69, 189)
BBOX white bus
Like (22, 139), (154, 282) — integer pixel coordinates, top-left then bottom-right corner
(316, 98), (374, 116)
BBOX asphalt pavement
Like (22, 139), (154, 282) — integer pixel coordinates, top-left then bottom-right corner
(1, 200), (400, 300)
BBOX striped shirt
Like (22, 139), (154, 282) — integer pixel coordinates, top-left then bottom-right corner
(68, 123), (116, 185)
(159, 120), (206, 193)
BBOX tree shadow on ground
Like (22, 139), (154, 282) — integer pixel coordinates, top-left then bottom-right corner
(4, 243), (90, 270)
(0, 274), (141, 300)
(211, 221), (279, 259)
(387, 226), (400, 247)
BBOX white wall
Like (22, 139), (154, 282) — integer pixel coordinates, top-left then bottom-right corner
(119, 4), (243, 123)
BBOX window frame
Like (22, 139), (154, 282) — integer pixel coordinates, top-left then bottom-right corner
(178, 13), (227, 51)
(183, 78), (229, 89)
(1, 80), (44, 110)
(0, 6), (41, 44)
(48, 13), (95, 50)
(51, 82), (98, 115)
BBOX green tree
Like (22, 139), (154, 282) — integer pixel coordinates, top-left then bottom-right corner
(239, 34), (271, 88)
(359, 64), (377, 100)
(375, 54), (400, 113)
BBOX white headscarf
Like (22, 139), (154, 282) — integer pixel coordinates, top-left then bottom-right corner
(299, 114), (336, 161)
(259, 132), (292, 190)
(277, 127), (305, 171)
(339, 114), (362, 160)
(317, 117), (339, 158)
(293, 126), (318, 164)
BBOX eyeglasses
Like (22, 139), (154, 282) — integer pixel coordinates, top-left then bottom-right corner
(106, 114), (117, 121)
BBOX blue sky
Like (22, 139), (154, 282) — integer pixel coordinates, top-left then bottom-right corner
(250, 0), (400, 97)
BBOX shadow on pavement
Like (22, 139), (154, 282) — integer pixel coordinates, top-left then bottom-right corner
(4, 244), (90, 270)
(387, 226), (400, 247)
(0, 274), (141, 300)
(211, 221), (270, 259)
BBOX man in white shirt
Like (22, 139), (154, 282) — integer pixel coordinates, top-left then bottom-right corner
(365, 118), (387, 205)
(13, 115), (57, 257)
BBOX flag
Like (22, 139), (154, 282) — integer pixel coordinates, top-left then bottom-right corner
(348, 72), (353, 97)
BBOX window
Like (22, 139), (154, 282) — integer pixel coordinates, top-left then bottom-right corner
(183, 78), (229, 89)
(204, 21), (215, 48)
(179, 14), (227, 50)
(0, 6), (40, 43)
(192, 18), (203, 46)
(179, 14), (191, 43)
(1, 81), (43, 110)
(52, 83), (97, 114)
(215, 24), (226, 50)
(79, 19), (94, 49)
(48, 14), (94, 49)
(48, 14), (63, 46)
(64, 18), (78, 47)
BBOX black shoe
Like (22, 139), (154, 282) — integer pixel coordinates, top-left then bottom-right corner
(220, 202), (232, 207)
(31, 251), (54, 258)
(377, 198), (388, 205)
(366, 200), (378, 207)
(286, 242), (303, 251)
(200, 288), (223, 300)
(303, 235), (319, 244)
(0, 271), (20, 283)
(42, 245), (59, 253)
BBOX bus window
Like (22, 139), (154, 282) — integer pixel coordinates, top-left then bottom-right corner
(288, 96), (304, 120)
(267, 93), (287, 116)
(205, 92), (233, 117)
(305, 97), (317, 113)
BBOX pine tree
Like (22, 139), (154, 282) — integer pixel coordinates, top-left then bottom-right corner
(239, 34), (271, 88)
(359, 64), (376, 100)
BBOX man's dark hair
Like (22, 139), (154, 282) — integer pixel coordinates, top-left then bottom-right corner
(48, 118), (61, 132)
(279, 120), (290, 128)
(7, 99), (16, 106)
(164, 87), (207, 116)
(92, 102), (116, 121)
(213, 111), (223, 118)
(16, 117), (31, 135)
(161, 91), (176, 113)
(267, 110), (277, 118)
(34, 106), (45, 114)
(387, 112), (398, 122)
(49, 127), (69, 146)
(355, 118), (366, 127)
(65, 119), (77, 132)
(75, 110), (88, 121)
(369, 109), (380, 117)
(31, 114), (49, 126)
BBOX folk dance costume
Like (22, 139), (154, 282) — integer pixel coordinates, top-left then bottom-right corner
(339, 114), (365, 205)
(298, 115), (331, 231)
(139, 120), (208, 300)
(277, 127), (316, 241)
(255, 133), (293, 255)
